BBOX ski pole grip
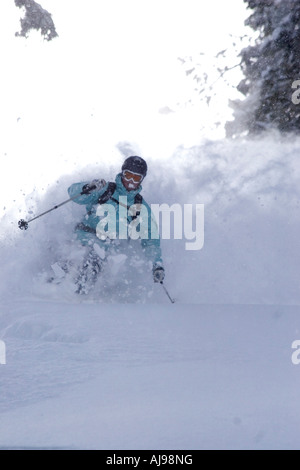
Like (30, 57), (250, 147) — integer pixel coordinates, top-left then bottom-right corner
(81, 184), (97, 195)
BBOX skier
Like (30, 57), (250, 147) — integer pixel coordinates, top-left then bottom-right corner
(67, 156), (165, 294)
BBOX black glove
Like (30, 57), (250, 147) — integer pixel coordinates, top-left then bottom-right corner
(82, 179), (106, 195)
(153, 265), (165, 283)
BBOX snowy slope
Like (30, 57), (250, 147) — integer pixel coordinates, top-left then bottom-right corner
(0, 135), (300, 449)
(0, 302), (300, 450)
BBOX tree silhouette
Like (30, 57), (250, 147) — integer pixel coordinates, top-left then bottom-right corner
(15, 0), (58, 41)
(226, 0), (300, 137)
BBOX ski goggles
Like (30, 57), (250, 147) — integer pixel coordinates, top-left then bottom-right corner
(122, 170), (143, 183)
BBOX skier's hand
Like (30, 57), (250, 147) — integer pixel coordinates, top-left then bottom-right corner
(82, 179), (106, 194)
(153, 266), (165, 283)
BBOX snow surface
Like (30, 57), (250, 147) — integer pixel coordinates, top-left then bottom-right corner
(1, 135), (300, 450)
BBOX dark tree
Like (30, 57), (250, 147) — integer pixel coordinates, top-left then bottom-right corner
(15, 0), (58, 41)
(226, 0), (300, 137)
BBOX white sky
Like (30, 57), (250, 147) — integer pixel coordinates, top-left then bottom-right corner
(0, 0), (249, 213)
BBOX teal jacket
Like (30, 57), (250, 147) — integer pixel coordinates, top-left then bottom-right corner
(68, 173), (163, 267)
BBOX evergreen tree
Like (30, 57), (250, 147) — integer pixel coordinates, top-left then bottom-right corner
(226, 0), (300, 137)
(14, 0), (58, 41)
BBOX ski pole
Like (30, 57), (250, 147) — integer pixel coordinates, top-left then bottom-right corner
(160, 281), (175, 303)
(18, 189), (90, 230)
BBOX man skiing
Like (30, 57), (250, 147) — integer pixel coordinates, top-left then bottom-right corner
(67, 156), (165, 294)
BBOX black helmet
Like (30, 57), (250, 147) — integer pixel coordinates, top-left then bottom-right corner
(122, 156), (147, 177)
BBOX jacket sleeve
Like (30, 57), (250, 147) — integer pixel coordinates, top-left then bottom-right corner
(140, 200), (164, 267)
(67, 182), (108, 206)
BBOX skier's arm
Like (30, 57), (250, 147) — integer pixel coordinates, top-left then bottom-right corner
(141, 238), (165, 282)
(140, 201), (165, 281)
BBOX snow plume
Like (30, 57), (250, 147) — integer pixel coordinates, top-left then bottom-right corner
(1, 133), (300, 305)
